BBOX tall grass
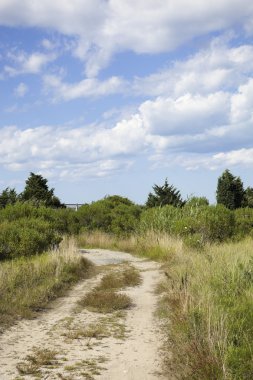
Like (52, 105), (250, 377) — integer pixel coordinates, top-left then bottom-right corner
(78, 230), (183, 261)
(78, 230), (253, 379)
(0, 238), (93, 330)
(162, 238), (253, 380)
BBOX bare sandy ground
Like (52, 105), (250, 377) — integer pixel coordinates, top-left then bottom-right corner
(0, 249), (167, 380)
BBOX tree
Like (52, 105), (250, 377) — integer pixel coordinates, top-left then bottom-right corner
(0, 187), (18, 208)
(216, 169), (244, 209)
(21, 172), (63, 207)
(243, 187), (253, 208)
(146, 178), (184, 208)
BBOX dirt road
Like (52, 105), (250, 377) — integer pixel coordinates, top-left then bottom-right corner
(0, 249), (166, 379)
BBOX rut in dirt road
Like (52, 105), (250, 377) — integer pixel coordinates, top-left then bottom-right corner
(0, 249), (167, 380)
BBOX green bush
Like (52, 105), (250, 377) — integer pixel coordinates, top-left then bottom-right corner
(0, 203), (81, 260)
(234, 207), (253, 238)
(77, 195), (142, 235)
(139, 204), (235, 243)
(0, 218), (61, 259)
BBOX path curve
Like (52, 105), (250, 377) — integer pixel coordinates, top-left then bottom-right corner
(0, 249), (166, 380)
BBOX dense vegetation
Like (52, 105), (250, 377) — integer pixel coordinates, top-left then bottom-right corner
(1, 169), (253, 378)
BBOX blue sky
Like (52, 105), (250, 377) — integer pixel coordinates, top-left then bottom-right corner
(1, 0), (253, 204)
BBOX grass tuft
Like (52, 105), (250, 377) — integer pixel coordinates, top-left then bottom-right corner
(96, 265), (141, 290)
(17, 347), (59, 375)
(79, 289), (132, 313)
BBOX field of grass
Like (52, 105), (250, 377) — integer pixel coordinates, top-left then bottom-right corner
(0, 238), (93, 330)
(78, 231), (253, 380)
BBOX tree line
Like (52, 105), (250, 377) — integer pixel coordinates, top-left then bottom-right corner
(146, 169), (253, 210)
(0, 172), (64, 209)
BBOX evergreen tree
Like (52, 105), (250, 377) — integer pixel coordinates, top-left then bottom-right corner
(243, 187), (253, 208)
(216, 169), (244, 209)
(146, 179), (184, 208)
(0, 187), (18, 208)
(21, 172), (62, 207)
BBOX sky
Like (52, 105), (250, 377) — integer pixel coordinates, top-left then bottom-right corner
(1, 0), (253, 204)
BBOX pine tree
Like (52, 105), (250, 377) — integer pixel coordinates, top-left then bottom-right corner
(0, 187), (18, 208)
(21, 172), (62, 207)
(216, 169), (244, 209)
(146, 179), (184, 208)
(243, 187), (253, 208)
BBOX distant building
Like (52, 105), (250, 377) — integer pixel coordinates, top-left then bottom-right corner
(65, 203), (84, 211)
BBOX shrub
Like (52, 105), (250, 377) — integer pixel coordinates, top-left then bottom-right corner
(0, 218), (61, 260)
(139, 204), (235, 243)
(77, 195), (142, 235)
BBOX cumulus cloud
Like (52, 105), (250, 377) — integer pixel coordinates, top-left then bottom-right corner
(139, 92), (230, 136)
(133, 40), (253, 97)
(0, 1), (253, 75)
(0, 121), (145, 179)
(1, 67), (253, 178)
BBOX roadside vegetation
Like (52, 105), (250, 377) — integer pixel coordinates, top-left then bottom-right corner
(1, 169), (253, 379)
(0, 238), (93, 330)
(76, 171), (253, 380)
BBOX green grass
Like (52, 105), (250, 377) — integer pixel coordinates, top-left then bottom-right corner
(0, 238), (93, 330)
(158, 238), (253, 379)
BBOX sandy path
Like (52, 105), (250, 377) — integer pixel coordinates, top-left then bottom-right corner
(0, 249), (166, 380)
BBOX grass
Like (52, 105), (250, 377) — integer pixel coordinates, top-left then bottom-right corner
(96, 265), (142, 290)
(0, 238), (93, 330)
(62, 312), (128, 342)
(78, 264), (141, 313)
(78, 230), (253, 380)
(63, 357), (108, 379)
(155, 237), (253, 379)
(78, 230), (183, 261)
(79, 289), (132, 313)
(17, 347), (59, 375)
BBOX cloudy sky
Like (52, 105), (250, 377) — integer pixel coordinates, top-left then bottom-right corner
(1, 0), (253, 204)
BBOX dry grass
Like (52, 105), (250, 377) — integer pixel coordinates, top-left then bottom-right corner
(0, 238), (93, 330)
(78, 230), (183, 261)
(79, 289), (132, 313)
(96, 265), (141, 290)
(79, 230), (253, 379)
(17, 347), (59, 375)
(159, 237), (253, 379)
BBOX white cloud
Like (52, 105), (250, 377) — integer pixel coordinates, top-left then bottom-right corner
(133, 40), (253, 97)
(148, 147), (253, 171)
(139, 92), (230, 136)
(14, 82), (28, 97)
(0, 1), (253, 75)
(0, 121), (145, 179)
(5, 51), (56, 76)
(43, 74), (126, 100)
(230, 78), (253, 123)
